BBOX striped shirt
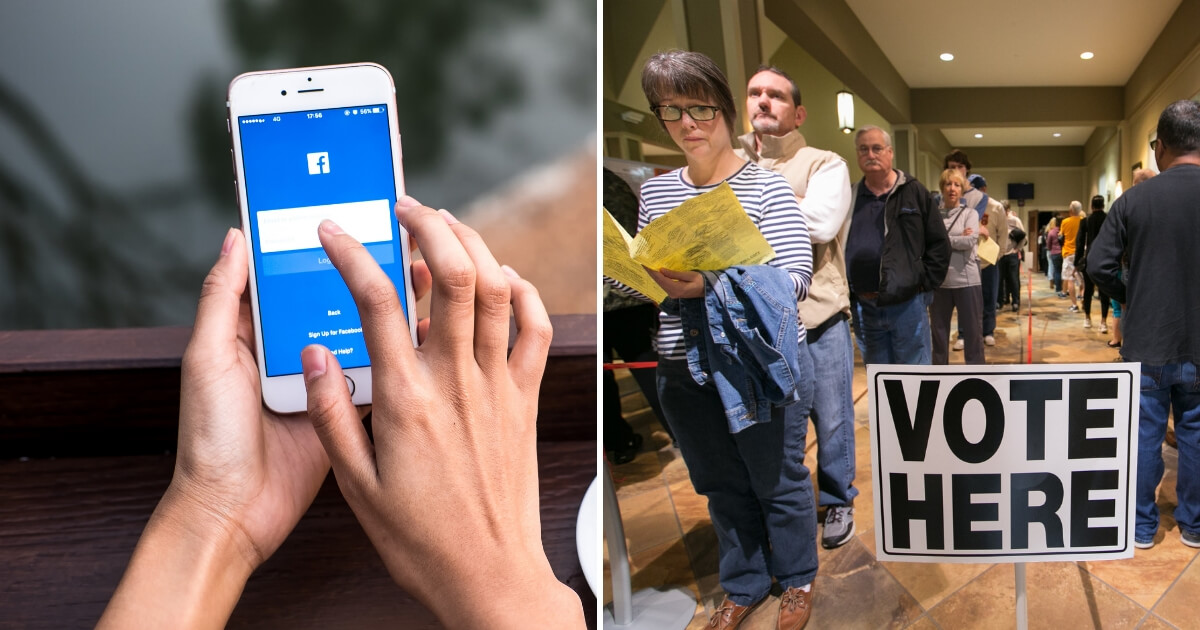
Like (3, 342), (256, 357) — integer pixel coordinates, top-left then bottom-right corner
(630, 162), (812, 360)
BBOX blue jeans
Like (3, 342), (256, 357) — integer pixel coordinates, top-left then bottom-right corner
(852, 292), (933, 366)
(657, 355), (818, 605)
(1051, 253), (1063, 292)
(980, 264), (999, 336)
(1136, 361), (1200, 543)
(806, 319), (858, 507)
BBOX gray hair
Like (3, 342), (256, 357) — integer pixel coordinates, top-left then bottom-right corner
(1069, 200), (1082, 214)
(1157, 99), (1200, 154)
(854, 124), (891, 147)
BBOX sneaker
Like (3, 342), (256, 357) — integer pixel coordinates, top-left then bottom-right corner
(1057, 292), (1068, 298)
(1069, 305), (1079, 313)
(1183, 531), (1200, 548)
(1083, 319), (1092, 329)
(953, 338), (965, 351)
(984, 335), (996, 346)
(1100, 323), (1108, 334)
(1012, 303), (1020, 313)
(1134, 538), (1155, 550)
(822, 506), (855, 549)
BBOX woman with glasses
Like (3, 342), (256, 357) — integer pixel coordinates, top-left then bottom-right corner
(606, 50), (817, 630)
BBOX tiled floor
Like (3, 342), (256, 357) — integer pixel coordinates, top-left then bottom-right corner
(605, 269), (1200, 629)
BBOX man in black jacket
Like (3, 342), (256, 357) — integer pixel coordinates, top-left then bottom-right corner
(845, 125), (950, 365)
(1090, 99), (1200, 550)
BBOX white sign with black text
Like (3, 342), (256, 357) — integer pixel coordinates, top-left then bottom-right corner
(869, 364), (1139, 563)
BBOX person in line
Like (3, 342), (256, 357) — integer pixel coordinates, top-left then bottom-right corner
(603, 167), (667, 463)
(845, 125), (950, 365)
(1109, 169), (1157, 349)
(1076, 194), (1111, 333)
(1047, 217), (1064, 296)
(999, 201), (1025, 313)
(99, 198), (586, 629)
(946, 166), (1001, 351)
(1090, 99), (1200, 550)
(929, 169), (983, 365)
(1059, 201), (1084, 313)
(733, 65), (858, 551)
(608, 50), (818, 630)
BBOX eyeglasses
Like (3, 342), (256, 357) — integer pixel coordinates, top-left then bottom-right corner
(1151, 138), (1159, 151)
(856, 144), (891, 155)
(652, 105), (720, 122)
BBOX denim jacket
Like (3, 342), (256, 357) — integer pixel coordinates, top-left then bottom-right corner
(664, 265), (811, 433)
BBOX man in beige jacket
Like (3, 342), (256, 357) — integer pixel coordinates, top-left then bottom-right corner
(735, 65), (857, 551)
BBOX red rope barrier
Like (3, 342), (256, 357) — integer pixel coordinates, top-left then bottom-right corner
(1027, 259), (1034, 364)
(602, 361), (659, 370)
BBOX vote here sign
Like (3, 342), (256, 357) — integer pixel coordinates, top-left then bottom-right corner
(869, 364), (1139, 563)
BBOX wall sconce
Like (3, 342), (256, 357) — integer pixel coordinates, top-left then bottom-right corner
(837, 90), (854, 134)
(1113, 180), (1124, 198)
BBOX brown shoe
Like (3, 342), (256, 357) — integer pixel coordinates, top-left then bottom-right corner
(708, 596), (762, 629)
(777, 586), (812, 630)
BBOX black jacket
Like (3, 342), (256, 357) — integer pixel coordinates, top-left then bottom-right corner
(1074, 210), (1106, 271)
(851, 170), (951, 305)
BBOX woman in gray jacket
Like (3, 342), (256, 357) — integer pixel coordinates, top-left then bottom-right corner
(930, 169), (984, 364)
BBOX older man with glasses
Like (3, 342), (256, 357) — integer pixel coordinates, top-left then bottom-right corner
(845, 125), (950, 365)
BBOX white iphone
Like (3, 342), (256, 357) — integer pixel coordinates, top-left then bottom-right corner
(227, 63), (417, 413)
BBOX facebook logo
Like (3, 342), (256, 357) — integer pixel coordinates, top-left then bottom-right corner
(306, 152), (330, 174)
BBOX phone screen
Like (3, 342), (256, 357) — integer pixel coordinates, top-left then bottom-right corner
(237, 104), (407, 377)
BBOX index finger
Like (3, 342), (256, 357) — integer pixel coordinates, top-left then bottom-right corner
(316, 220), (416, 376)
(393, 196), (477, 356)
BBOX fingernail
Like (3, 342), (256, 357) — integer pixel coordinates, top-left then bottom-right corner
(301, 345), (327, 383)
(501, 264), (521, 279)
(319, 219), (344, 235)
(220, 227), (237, 256)
(438, 209), (459, 225)
(396, 195), (421, 208)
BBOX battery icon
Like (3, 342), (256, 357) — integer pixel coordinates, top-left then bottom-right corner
(372, 107), (381, 113)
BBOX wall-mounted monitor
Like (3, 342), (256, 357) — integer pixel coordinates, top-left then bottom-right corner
(1008, 182), (1035, 200)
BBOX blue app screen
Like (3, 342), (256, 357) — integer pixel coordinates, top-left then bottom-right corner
(237, 105), (407, 377)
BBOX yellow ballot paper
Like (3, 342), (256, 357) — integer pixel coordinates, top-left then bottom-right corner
(977, 235), (1000, 267)
(602, 209), (667, 303)
(602, 183), (776, 302)
(630, 183), (775, 271)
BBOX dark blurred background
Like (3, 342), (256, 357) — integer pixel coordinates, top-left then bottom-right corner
(0, 0), (596, 329)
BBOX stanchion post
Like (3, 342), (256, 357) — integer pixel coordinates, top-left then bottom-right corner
(1015, 562), (1028, 630)
(603, 468), (634, 625)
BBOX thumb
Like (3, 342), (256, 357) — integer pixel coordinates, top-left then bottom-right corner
(301, 345), (377, 494)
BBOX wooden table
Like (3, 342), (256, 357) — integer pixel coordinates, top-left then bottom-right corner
(0, 314), (597, 628)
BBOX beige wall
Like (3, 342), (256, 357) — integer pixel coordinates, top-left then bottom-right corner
(1084, 128), (1122, 205)
(1123, 47), (1200, 177)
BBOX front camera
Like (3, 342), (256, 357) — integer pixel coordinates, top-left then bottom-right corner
(281, 90), (287, 96)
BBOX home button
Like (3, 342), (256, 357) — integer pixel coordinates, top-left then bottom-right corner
(344, 375), (356, 396)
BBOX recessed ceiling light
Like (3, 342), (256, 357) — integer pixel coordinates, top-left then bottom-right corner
(1053, 132), (1062, 138)
(1080, 52), (1094, 60)
(940, 53), (955, 61)
(974, 133), (983, 139)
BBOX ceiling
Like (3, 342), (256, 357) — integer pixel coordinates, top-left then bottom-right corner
(844, 0), (1182, 146)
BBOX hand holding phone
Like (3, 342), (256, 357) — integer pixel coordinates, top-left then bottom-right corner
(100, 227), (365, 629)
(300, 198), (585, 630)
